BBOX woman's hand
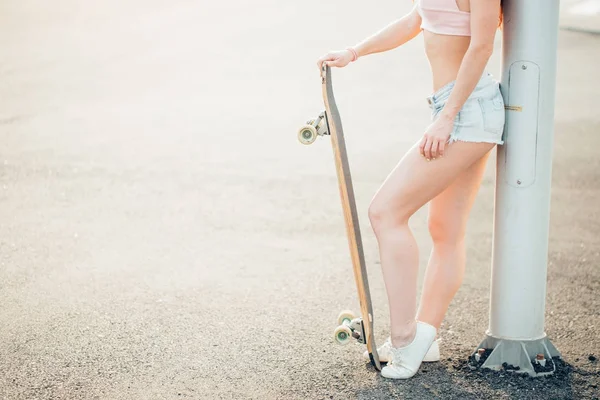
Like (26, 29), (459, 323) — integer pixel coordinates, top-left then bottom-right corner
(317, 50), (353, 70)
(420, 114), (454, 160)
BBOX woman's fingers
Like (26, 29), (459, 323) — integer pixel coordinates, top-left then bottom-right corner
(422, 136), (433, 160)
(437, 139), (446, 158)
(317, 50), (352, 70)
(429, 139), (438, 159)
(421, 135), (449, 161)
(317, 53), (336, 69)
(419, 136), (427, 158)
(327, 57), (344, 67)
(431, 138), (442, 159)
(316, 56), (328, 69)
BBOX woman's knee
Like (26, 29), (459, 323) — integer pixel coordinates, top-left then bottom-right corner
(368, 198), (411, 233)
(427, 214), (465, 246)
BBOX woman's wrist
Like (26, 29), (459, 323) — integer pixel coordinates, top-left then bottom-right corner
(346, 47), (359, 62)
(440, 106), (459, 120)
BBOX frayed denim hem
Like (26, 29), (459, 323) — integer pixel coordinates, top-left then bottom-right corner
(448, 135), (504, 146)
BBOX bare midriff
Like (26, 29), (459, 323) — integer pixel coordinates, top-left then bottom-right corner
(423, 30), (471, 91)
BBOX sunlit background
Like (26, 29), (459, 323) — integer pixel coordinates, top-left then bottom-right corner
(1, 1), (599, 399)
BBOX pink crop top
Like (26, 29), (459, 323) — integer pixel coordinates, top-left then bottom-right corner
(417, 0), (471, 37)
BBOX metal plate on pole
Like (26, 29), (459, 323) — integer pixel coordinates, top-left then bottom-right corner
(504, 61), (540, 188)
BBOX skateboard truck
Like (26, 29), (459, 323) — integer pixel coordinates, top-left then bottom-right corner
(297, 64), (335, 145)
(334, 311), (366, 345)
(298, 111), (330, 145)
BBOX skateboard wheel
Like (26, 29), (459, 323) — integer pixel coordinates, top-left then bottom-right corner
(337, 310), (356, 326)
(298, 125), (317, 145)
(334, 325), (353, 345)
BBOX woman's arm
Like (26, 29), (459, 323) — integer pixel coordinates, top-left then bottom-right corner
(317, 4), (422, 69)
(437, 0), (501, 120)
(353, 4), (422, 58)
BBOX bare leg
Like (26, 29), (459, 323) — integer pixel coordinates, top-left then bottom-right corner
(417, 151), (492, 329)
(369, 139), (495, 348)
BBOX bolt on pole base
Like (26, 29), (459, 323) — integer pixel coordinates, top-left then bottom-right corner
(470, 334), (561, 377)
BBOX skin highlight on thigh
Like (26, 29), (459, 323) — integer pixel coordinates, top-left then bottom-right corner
(427, 150), (492, 239)
(369, 140), (496, 223)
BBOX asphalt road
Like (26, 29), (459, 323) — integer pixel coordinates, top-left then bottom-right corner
(0, 1), (599, 399)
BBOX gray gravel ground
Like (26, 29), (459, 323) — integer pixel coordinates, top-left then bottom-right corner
(0, 1), (599, 399)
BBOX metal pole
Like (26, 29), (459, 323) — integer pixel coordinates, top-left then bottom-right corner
(473, 0), (562, 376)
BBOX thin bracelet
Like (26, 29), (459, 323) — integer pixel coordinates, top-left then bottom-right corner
(346, 47), (359, 62)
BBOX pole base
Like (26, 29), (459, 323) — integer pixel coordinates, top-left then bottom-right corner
(470, 334), (561, 377)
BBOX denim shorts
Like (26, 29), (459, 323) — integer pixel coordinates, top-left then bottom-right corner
(427, 73), (505, 145)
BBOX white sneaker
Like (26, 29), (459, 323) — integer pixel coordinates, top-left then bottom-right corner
(380, 321), (437, 379)
(363, 336), (440, 363)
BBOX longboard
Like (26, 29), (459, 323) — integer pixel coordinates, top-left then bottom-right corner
(298, 64), (381, 371)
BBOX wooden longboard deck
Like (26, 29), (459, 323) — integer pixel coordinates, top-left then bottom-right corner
(321, 65), (381, 371)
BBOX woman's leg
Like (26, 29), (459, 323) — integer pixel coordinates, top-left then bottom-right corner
(416, 151), (492, 329)
(369, 139), (495, 349)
